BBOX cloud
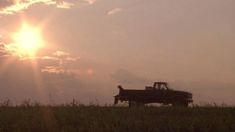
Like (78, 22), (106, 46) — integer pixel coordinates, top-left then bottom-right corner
(0, 36), (81, 76)
(41, 56), (59, 61)
(41, 66), (65, 74)
(84, 0), (96, 5)
(0, 0), (94, 15)
(0, 44), (6, 56)
(0, 39), (11, 56)
(107, 8), (122, 15)
(0, 44), (105, 104)
(0, 1), (14, 9)
(53, 50), (70, 57)
(40, 51), (78, 74)
(56, 1), (74, 9)
(0, 0), (54, 14)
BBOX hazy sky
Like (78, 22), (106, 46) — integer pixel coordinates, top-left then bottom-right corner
(0, 0), (235, 105)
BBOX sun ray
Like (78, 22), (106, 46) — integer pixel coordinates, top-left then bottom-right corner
(30, 59), (49, 103)
(4, 22), (48, 103)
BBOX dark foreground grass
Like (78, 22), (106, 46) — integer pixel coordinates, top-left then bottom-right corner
(0, 105), (234, 132)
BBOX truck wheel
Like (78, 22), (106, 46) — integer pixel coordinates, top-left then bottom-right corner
(183, 102), (189, 107)
(128, 101), (144, 107)
(172, 101), (188, 107)
(128, 101), (135, 107)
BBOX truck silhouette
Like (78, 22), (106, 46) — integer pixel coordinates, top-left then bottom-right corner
(114, 82), (193, 107)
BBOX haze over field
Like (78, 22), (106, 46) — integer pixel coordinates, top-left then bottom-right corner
(0, 0), (235, 105)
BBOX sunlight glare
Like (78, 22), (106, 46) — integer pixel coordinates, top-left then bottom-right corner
(11, 23), (44, 57)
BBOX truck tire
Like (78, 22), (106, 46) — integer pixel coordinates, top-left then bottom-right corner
(128, 101), (144, 107)
(172, 101), (188, 107)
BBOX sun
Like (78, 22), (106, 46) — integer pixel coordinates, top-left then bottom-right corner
(11, 23), (44, 57)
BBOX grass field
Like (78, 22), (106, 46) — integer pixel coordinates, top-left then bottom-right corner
(0, 102), (234, 132)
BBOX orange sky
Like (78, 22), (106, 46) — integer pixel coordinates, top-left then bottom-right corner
(0, 0), (235, 105)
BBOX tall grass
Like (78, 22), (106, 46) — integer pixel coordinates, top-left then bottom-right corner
(0, 101), (234, 132)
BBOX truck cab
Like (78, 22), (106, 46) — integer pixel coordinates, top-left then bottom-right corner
(145, 82), (170, 90)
